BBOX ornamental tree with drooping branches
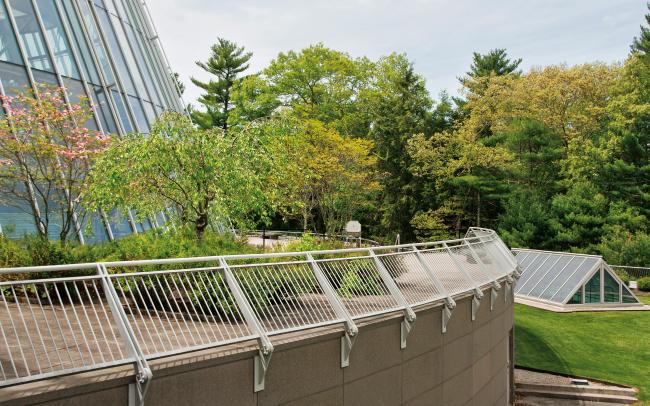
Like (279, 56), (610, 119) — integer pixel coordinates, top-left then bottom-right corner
(85, 112), (284, 239)
(0, 84), (110, 242)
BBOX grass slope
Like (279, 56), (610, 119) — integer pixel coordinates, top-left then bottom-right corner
(515, 304), (650, 400)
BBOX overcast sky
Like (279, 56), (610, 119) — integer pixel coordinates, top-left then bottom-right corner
(147, 0), (648, 106)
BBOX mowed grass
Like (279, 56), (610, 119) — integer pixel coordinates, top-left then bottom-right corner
(515, 304), (650, 400)
(637, 295), (650, 305)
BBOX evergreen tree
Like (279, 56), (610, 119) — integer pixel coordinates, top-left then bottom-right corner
(464, 48), (522, 80)
(365, 54), (432, 241)
(191, 39), (252, 131)
(631, 3), (650, 56)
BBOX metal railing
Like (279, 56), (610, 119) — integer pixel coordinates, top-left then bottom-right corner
(610, 265), (650, 281)
(0, 228), (517, 405)
(239, 229), (381, 247)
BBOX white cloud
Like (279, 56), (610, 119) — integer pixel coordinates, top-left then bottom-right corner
(146, 0), (647, 105)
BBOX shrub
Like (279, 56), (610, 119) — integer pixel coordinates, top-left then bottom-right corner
(637, 277), (650, 292)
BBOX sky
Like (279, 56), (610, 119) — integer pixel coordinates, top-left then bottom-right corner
(147, 0), (648, 106)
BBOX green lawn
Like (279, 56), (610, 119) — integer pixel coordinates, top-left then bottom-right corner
(638, 295), (650, 305)
(515, 304), (650, 400)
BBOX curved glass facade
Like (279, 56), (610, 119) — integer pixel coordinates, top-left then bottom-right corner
(0, 0), (182, 242)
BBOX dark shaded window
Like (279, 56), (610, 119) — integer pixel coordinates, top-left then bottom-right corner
(568, 289), (582, 304)
(622, 285), (639, 304)
(584, 271), (601, 304)
(603, 270), (620, 303)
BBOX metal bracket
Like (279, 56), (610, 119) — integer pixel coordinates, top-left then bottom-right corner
(411, 246), (456, 334)
(254, 350), (273, 392)
(220, 258), (274, 392)
(368, 249), (416, 349)
(97, 265), (152, 406)
(306, 254), (358, 368)
(504, 275), (514, 303)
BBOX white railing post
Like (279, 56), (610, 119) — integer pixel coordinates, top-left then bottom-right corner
(97, 264), (152, 406)
(411, 246), (456, 333)
(305, 253), (358, 367)
(464, 240), (501, 311)
(441, 242), (484, 321)
(368, 249), (416, 349)
(219, 258), (273, 392)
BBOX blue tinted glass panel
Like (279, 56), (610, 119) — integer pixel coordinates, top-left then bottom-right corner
(0, 2), (22, 64)
(143, 100), (156, 125)
(128, 95), (148, 132)
(109, 14), (146, 97)
(0, 60), (30, 96)
(78, 0), (115, 84)
(36, 0), (79, 79)
(0, 202), (37, 238)
(9, 0), (53, 72)
(82, 213), (109, 244)
(107, 208), (132, 238)
(96, 8), (135, 95)
(31, 68), (57, 85)
(111, 89), (132, 132)
(60, 0), (100, 84)
(93, 86), (117, 134)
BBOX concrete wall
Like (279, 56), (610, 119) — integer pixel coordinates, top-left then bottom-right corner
(2, 289), (514, 406)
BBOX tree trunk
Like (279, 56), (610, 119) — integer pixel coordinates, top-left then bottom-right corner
(195, 212), (209, 240)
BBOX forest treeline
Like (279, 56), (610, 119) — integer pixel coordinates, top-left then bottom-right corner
(177, 7), (650, 265)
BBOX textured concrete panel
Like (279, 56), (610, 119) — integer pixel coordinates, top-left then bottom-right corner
(402, 307), (443, 361)
(259, 336), (343, 406)
(490, 311), (507, 346)
(344, 366), (402, 406)
(402, 348), (443, 401)
(403, 385), (442, 406)
(28, 386), (127, 406)
(442, 332), (473, 381)
(280, 386), (343, 406)
(146, 357), (256, 406)
(473, 321), (492, 359)
(444, 297), (474, 342)
(472, 352), (492, 396)
(442, 367), (473, 406)
(344, 319), (402, 383)
(490, 338), (508, 377)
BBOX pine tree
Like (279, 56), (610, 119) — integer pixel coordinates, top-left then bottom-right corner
(631, 3), (650, 56)
(464, 48), (522, 80)
(190, 39), (252, 131)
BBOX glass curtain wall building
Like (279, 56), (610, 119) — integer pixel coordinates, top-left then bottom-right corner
(0, 0), (183, 243)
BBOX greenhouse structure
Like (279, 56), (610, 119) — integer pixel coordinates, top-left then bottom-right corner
(512, 248), (643, 311)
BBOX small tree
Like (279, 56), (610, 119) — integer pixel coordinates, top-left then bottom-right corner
(0, 84), (110, 242)
(86, 112), (277, 239)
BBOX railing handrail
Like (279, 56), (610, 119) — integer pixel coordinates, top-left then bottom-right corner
(0, 228), (517, 405)
(0, 233), (498, 275)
